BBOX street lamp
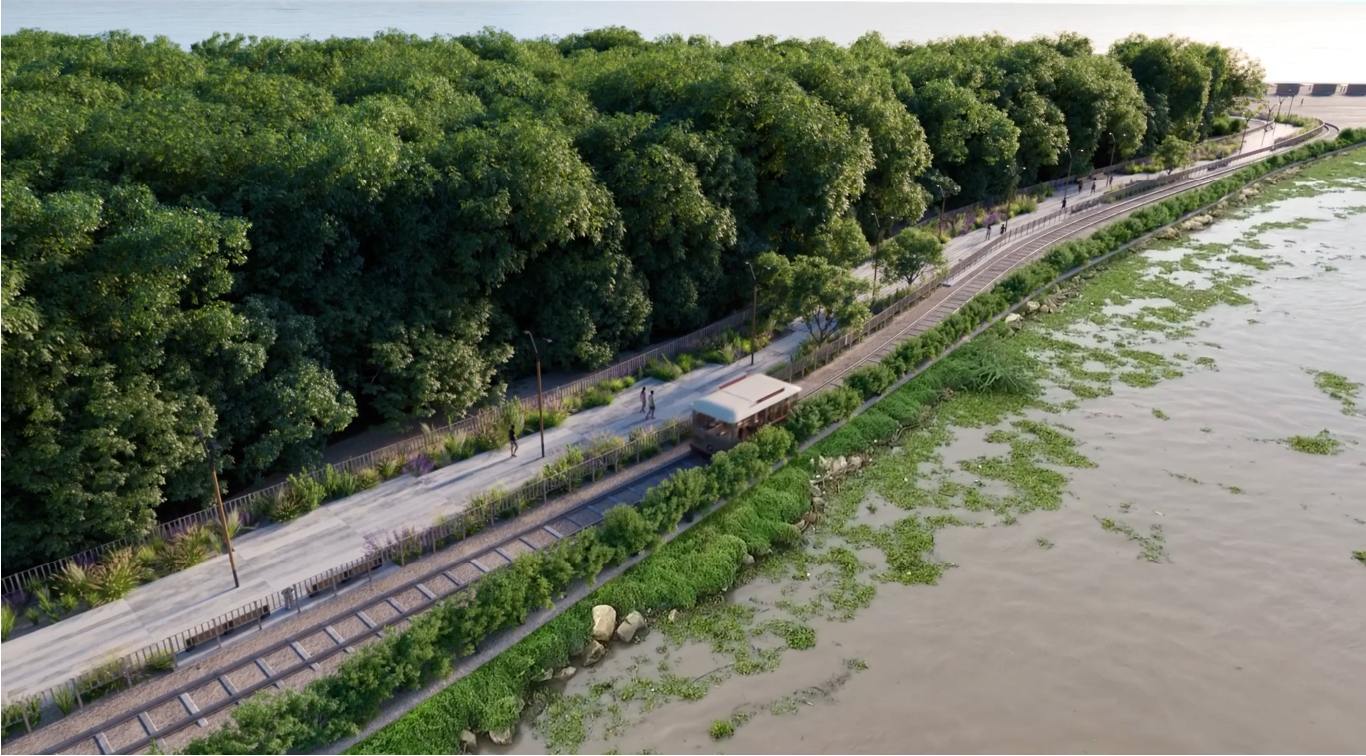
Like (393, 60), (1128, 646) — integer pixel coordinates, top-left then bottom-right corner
(193, 429), (240, 589)
(524, 332), (552, 458)
(744, 261), (759, 366)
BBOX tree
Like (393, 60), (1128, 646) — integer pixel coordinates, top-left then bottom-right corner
(1155, 135), (1194, 174)
(758, 251), (869, 344)
(882, 228), (947, 288)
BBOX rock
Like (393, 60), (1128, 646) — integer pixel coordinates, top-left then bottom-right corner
(1025, 301), (1041, 314)
(460, 730), (478, 750)
(615, 611), (648, 643)
(591, 605), (617, 642)
(489, 728), (514, 746)
(742, 553), (756, 566)
(848, 455), (863, 470)
(668, 609), (678, 622)
(534, 668), (553, 682)
(1155, 227), (1181, 240)
(583, 638), (607, 665)
(554, 666), (577, 681)
(1004, 313), (1023, 324)
(812, 496), (826, 507)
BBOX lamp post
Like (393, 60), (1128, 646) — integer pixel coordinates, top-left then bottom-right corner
(524, 332), (551, 458)
(744, 261), (759, 366)
(194, 429), (240, 589)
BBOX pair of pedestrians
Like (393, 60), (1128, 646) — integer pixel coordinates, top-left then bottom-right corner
(639, 385), (656, 419)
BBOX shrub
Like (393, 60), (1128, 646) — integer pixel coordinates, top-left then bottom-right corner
(675, 352), (700, 373)
(86, 549), (148, 605)
(403, 453), (435, 478)
(322, 465), (358, 501)
(1007, 196), (1038, 216)
(597, 505), (657, 557)
(644, 355), (684, 381)
(710, 719), (735, 739)
(1, 603), (15, 642)
(501, 398), (526, 438)
(844, 363), (897, 400)
(54, 561), (91, 601)
(287, 473), (326, 512)
(2, 696), (41, 738)
(579, 384), (615, 409)
(474, 425), (505, 453)
(355, 468), (382, 490)
(54, 683), (79, 715)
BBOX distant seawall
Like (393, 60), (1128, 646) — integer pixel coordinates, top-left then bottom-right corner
(1268, 83), (1366, 97)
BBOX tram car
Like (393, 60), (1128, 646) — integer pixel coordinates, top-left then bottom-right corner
(689, 373), (802, 457)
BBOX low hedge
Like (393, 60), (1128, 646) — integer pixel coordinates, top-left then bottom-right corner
(183, 425), (797, 755)
(185, 132), (1366, 755)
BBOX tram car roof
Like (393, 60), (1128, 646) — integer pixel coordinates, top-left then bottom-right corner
(691, 373), (802, 424)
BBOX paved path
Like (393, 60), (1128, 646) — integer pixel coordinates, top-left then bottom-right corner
(0, 120), (1301, 705)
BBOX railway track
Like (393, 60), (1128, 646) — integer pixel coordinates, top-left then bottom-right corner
(35, 457), (702, 755)
(815, 130), (1338, 391)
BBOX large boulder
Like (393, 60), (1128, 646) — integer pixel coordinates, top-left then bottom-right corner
(460, 730), (478, 750)
(1025, 300), (1041, 314)
(591, 605), (617, 642)
(1004, 313), (1023, 324)
(554, 666), (577, 681)
(583, 639), (607, 666)
(615, 611), (648, 643)
(489, 728), (514, 746)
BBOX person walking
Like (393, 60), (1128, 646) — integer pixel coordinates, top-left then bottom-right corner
(1091, 180), (1097, 195)
(1062, 196), (1067, 210)
(646, 390), (656, 420)
(985, 220), (993, 238)
(1000, 220), (1007, 236)
(508, 425), (518, 458)
(639, 384), (647, 413)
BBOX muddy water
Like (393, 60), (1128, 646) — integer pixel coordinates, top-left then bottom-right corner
(506, 165), (1366, 755)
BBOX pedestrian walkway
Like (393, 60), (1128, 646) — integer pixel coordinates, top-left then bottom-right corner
(0, 119), (1301, 704)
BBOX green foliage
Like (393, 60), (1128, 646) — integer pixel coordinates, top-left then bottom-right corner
(644, 355), (685, 382)
(501, 398), (527, 439)
(2, 696), (41, 738)
(86, 548), (149, 605)
(1, 603), (15, 642)
(710, 719), (735, 739)
(882, 227), (945, 288)
(1154, 135), (1195, 175)
(760, 252), (870, 344)
(785, 386), (863, 443)
(845, 364), (898, 400)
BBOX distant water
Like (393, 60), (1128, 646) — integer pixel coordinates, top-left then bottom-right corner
(3, 1), (1364, 82)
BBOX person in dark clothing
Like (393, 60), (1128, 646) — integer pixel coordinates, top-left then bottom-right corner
(639, 385), (647, 413)
(1062, 196), (1067, 210)
(1001, 221), (1007, 235)
(647, 391), (656, 420)
(509, 425), (518, 457)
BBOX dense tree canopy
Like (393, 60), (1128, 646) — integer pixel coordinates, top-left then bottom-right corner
(0, 27), (1262, 569)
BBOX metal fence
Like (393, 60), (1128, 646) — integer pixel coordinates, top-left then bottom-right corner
(1, 304), (743, 599)
(0, 418), (689, 732)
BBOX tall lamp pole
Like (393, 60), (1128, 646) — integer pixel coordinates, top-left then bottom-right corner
(744, 261), (759, 366)
(194, 429), (240, 589)
(524, 332), (551, 459)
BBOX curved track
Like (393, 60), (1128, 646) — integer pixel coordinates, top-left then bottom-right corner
(814, 124), (1340, 391)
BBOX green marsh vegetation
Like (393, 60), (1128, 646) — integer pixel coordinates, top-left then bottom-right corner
(1284, 430), (1343, 456)
(1305, 369), (1362, 415)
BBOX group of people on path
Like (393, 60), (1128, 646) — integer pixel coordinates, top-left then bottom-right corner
(509, 384), (655, 459)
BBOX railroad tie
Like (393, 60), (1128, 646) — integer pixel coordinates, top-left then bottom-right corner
(518, 535), (540, 551)
(543, 525), (564, 539)
(137, 711), (158, 736)
(470, 558), (491, 573)
(415, 582), (438, 601)
(357, 610), (382, 638)
(494, 546), (516, 563)
(179, 692), (209, 728)
(291, 641), (321, 672)
(325, 624), (354, 653)
(442, 569), (464, 588)
(94, 732), (115, 755)
(218, 674), (239, 697)
(385, 596), (405, 616)
(255, 658), (283, 689)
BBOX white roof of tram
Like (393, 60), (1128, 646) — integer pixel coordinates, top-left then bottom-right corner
(691, 373), (802, 424)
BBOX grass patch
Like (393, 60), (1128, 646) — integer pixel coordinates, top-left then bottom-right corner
(1306, 369), (1361, 415)
(1152, 408), (1169, 420)
(1285, 429), (1342, 455)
